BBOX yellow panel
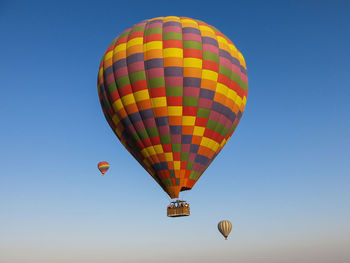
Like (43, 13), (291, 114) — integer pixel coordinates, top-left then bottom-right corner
(201, 137), (219, 152)
(220, 138), (227, 147)
(163, 48), (183, 58)
(146, 146), (156, 156)
(198, 25), (215, 37)
(127, 37), (143, 48)
(238, 52), (247, 68)
(121, 94), (136, 106)
(164, 16), (180, 22)
(217, 36), (228, 44)
(115, 43), (126, 53)
(112, 99), (123, 112)
(115, 128), (122, 138)
(193, 126), (205, 136)
(212, 142), (220, 152)
(216, 83), (229, 96)
(202, 69), (218, 81)
(98, 67), (103, 79)
(182, 116), (196, 126)
(235, 95), (242, 107)
(227, 89), (238, 101)
(228, 43), (238, 58)
(168, 106), (182, 116)
(228, 43), (237, 53)
(151, 97), (167, 107)
(154, 144), (164, 154)
(134, 89), (150, 101)
(242, 96), (247, 106)
(184, 58), (202, 69)
(181, 19), (197, 27)
(199, 25), (213, 33)
(174, 161), (180, 170)
(141, 148), (150, 158)
(149, 17), (163, 22)
(112, 114), (120, 126)
(144, 41), (163, 51)
(165, 152), (173, 161)
(104, 51), (113, 60)
(143, 158), (151, 167)
(141, 146), (157, 159)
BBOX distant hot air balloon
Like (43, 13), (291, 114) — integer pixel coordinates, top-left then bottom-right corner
(97, 16), (248, 213)
(218, 220), (232, 240)
(97, 161), (110, 175)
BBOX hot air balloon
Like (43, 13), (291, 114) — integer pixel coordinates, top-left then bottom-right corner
(218, 220), (232, 240)
(97, 161), (110, 175)
(97, 16), (248, 216)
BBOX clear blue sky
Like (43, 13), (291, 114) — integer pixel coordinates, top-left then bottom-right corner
(1, 0), (349, 262)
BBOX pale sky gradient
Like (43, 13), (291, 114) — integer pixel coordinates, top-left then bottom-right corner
(1, 0), (350, 262)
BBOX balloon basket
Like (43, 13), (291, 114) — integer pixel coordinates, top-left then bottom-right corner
(167, 200), (190, 217)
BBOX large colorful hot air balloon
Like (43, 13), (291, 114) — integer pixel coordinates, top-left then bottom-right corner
(98, 161), (110, 175)
(98, 16), (248, 200)
(218, 220), (232, 240)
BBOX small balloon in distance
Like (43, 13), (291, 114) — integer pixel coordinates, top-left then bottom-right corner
(218, 220), (232, 240)
(97, 161), (110, 175)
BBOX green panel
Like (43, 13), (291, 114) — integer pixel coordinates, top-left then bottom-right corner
(181, 152), (189, 161)
(149, 77), (165, 89)
(162, 177), (173, 186)
(186, 161), (193, 170)
(183, 96), (198, 107)
(206, 119), (229, 136)
(146, 127), (159, 137)
(231, 72), (248, 91)
(219, 65), (232, 79)
(183, 40), (202, 50)
(231, 72), (240, 82)
(106, 82), (117, 94)
(166, 86), (183, 96)
(118, 31), (130, 39)
(189, 170), (201, 180)
(169, 170), (175, 178)
(102, 94), (112, 109)
(130, 26), (145, 33)
(138, 129), (148, 139)
(240, 81), (248, 91)
(203, 51), (219, 63)
(206, 119), (217, 130)
(131, 132), (141, 142)
(144, 27), (162, 36)
(229, 124), (236, 133)
(197, 107), (210, 118)
(129, 71), (146, 82)
(116, 75), (130, 88)
(172, 144), (181, 152)
(160, 134), (171, 144)
(217, 125), (229, 137)
(163, 32), (182, 40)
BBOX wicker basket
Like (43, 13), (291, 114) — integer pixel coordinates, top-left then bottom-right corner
(167, 200), (190, 217)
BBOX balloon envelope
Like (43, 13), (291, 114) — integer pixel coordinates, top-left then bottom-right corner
(98, 16), (248, 198)
(218, 220), (232, 239)
(98, 161), (110, 175)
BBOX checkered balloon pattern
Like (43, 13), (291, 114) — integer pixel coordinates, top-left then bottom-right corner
(98, 16), (248, 198)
